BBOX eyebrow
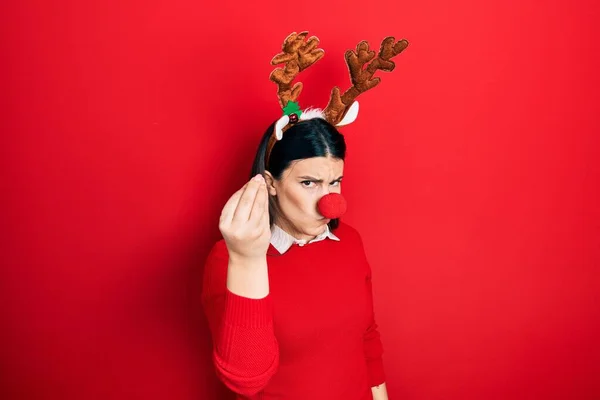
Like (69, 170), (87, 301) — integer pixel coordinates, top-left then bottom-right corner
(298, 175), (344, 183)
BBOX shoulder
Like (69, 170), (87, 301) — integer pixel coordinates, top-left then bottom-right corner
(204, 239), (230, 272)
(206, 238), (229, 260)
(333, 221), (371, 273)
(202, 239), (229, 295)
(332, 221), (368, 257)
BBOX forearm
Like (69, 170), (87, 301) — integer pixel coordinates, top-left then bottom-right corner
(371, 382), (389, 400)
(214, 254), (278, 395)
(212, 290), (279, 396)
(201, 248), (278, 395)
(227, 254), (269, 299)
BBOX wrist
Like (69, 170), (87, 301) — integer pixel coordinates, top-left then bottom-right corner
(226, 253), (269, 299)
(228, 252), (267, 268)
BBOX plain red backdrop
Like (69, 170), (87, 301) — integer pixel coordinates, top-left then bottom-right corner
(1, 0), (599, 399)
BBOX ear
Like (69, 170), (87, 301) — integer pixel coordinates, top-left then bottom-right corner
(335, 101), (359, 127)
(264, 171), (278, 196)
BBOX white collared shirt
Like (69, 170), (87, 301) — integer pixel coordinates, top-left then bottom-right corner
(270, 224), (340, 254)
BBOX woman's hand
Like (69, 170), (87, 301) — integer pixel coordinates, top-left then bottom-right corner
(219, 174), (271, 262)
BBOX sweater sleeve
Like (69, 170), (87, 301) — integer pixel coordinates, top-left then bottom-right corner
(353, 229), (386, 387)
(364, 261), (386, 386)
(201, 241), (279, 397)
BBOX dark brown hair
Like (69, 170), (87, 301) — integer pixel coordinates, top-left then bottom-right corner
(250, 117), (347, 231)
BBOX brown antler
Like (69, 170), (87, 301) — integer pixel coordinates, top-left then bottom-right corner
(269, 31), (325, 109)
(323, 37), (409, 125)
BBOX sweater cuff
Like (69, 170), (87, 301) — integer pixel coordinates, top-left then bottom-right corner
(367, 358), (386, 387)
(223, 289), (273, 328)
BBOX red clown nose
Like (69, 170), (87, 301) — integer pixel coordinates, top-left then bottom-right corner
(317, 193), (347, 219)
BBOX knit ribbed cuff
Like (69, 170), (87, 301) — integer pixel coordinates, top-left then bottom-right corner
(367, 358), (386, 387)
(223, 289), (273, 328)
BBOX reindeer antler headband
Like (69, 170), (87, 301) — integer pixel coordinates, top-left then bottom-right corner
(265, 31), (409, 164)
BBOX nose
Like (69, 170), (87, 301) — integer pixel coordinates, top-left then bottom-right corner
(317, 193), (347, 219)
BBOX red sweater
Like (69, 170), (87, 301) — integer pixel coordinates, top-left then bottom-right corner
(201, 222), (385, 399)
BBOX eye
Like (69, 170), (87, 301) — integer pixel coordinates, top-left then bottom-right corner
(301, 180), (316, 188)
(330, 180), (341, 187)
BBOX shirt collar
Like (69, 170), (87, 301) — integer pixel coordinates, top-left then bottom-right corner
(270, 223), (340, 254)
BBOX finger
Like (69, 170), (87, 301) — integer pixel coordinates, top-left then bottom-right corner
(232, 175), (263, 223)
(249, 181), (267, 223)
(261, 179), (269, 218)
(258, 192), (270, 229)
(220, 183), (248, 224)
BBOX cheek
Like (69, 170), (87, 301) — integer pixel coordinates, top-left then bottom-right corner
(281, 185), (319, 214)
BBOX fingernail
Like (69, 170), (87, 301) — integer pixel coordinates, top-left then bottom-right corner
(254, 174), (263, 182)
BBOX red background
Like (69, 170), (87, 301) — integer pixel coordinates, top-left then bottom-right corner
(2, 0), (599, 399)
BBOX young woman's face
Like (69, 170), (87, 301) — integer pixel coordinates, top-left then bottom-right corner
(266, 156), (344, 240)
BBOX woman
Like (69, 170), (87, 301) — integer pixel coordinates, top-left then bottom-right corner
(202, 31), (408, 399)
(201, 117), (388, 400)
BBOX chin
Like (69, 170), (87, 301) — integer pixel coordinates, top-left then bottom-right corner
(315, 218), (330, 230)
(293, 218), (330, 237)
